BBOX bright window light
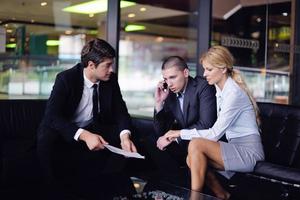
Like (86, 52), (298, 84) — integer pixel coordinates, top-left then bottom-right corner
(63, 0), (135, 14)
(125, 25), (146, 32)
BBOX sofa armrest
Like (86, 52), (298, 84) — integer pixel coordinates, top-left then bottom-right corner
(252, 161), (300, 185)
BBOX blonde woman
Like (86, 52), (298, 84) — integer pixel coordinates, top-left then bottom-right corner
(159, 46), (265, 199)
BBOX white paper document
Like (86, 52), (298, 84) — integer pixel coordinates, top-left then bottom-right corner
(104, 144), (145, 159)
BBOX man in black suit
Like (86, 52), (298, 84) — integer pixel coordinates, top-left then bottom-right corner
(153, 56), (217, 172)
(37, 38), (136, 197)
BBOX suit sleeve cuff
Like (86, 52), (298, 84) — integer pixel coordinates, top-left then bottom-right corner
(74, 128), (84, 141)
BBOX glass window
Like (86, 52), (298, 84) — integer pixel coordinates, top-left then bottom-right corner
(119, 0), (198, 117)
(0, 0), (108, 99)
(212, 0), (291, 104)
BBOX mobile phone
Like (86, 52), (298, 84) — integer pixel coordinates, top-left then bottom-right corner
(163, 82), (168, 90)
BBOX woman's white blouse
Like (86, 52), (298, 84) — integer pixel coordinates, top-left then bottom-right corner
(180, 77), (259, 141)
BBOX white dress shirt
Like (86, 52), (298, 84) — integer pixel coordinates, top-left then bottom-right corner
(73, 71), (130, 141)
(177, 91), (185, 113)
(180, 77), (259, 141)
(72, 72), (99, 127)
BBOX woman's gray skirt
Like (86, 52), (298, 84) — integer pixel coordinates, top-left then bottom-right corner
(220, 134), (264, 172)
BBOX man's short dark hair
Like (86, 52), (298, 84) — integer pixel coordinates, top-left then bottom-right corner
(161, 56), (189, 71)
(81, 38), (116, 68)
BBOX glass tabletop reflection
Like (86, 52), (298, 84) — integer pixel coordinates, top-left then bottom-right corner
(112, 177), (220, 200)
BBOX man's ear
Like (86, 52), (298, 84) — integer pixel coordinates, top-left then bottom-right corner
(183, 68), (189, 77)
(222, 67), (227, 74)
(87, 61), (95, 69)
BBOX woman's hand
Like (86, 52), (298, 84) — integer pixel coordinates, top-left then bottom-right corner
(165, 130), (181, 141)
(156, 135), (172, 151)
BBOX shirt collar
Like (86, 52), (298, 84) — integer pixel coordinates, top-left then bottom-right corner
(176, 80), (188, 97)
(83, 71), (99, 88)
(215, 77), (233, 98)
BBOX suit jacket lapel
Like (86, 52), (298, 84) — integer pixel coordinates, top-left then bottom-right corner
(99, 80), (112, 115)
(169, 93), (184, 125)
(183, 77), (195, 125)
(73, 64), (84, 111)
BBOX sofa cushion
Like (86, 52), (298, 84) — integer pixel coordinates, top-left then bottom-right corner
(276, 117), (300, 167)
(0, 100), (46, 139)
(258, 103), (300, 167)
(1, 139), (42, 186)
(254, 161), (300, 185)
(0, 100), (46, 186)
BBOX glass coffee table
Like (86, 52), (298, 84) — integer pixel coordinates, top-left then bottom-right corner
(112, 177), (221, 200)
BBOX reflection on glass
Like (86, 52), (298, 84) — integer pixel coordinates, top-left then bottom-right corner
(0, 0), (296, 111)
(131, 176), (148, 194)
(212, 0), (291, 105)
(0, 0), (108, 99)
(128, 176), (219, 200)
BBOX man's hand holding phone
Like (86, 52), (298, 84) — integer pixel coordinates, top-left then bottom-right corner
(155, 80), (169, 112)
(162, 82), (168, 91)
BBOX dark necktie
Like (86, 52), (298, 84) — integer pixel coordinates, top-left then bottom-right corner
(92, 84), (98, 121)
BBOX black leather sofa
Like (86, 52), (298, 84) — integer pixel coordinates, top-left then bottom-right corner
(244, 103), (300, 198)
(1, 100), (300, 199)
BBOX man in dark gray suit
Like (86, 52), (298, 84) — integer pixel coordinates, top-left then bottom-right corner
(37, 38), (136, 198)
(153, 56), (217, 172)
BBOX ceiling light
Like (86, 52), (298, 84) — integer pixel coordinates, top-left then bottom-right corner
(63, 0), (135, 14)
(251, 31), (260, 39)
(282, 12), (288, 16)
(9, 38), (16, 42)
(41, 2), (47, 6)
(6, 43), (16, 48)
(223, 4), (242, 20)
(155, 37), (164, 42)
(88, 30), (98, 35)
(125, 24), (146, 32)
(128, 13), (136, 18)
(46, 40), (60, 46)
(65, 30), (72, 34)
(256, 17), (262, 23)
(6, 29), (13, 33)
(140, 7), (146, 12)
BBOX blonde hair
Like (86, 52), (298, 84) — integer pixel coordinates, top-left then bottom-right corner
(200, 46), (260, 126)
